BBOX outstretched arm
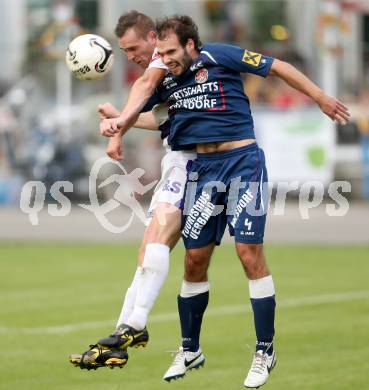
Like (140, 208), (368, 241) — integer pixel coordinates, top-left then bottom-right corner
(100, 67), (166, 137)
(269, 59), (350, 125)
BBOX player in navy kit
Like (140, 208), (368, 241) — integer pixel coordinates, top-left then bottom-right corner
(102, 15), (349, 388)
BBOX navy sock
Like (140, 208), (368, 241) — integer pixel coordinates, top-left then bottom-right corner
(250, 295), (276, 355)
(178, 291), (209, 352)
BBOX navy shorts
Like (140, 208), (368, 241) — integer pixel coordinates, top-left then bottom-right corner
(181, 143), (268, 249)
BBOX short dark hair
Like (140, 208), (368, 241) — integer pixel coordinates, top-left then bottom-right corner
(115, 10), (155, 39)
(156, 15), (202, 51)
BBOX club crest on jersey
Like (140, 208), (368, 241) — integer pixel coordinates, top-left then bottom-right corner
(195, 68), (208, 84)
(242, 50), (262, 67)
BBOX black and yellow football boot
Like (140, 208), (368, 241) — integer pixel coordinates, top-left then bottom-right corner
(69, 344), (128, 370)
(98, 325), (149, 350)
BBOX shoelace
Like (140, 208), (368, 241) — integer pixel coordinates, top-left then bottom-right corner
(250, 352), (267, 374)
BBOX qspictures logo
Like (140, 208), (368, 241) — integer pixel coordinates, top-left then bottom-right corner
(19, 157), (352, 234)
(19, 157), (157, 234)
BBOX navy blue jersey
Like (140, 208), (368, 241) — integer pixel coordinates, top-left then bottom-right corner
(150, 43), (274, 150)
(158, 119), (170, 140)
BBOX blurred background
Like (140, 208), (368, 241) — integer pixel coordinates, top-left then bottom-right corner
(1, 0), (369, 241)
(1, 0), (369, 242)
(1, 2), (368, 389)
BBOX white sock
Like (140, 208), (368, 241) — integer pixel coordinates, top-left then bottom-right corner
(116, 267), (142, 329)
(248, 275), (275, 298)
(127, 243), (170, 330)
(180, 280), (210, 298)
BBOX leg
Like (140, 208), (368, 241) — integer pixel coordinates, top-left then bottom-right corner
(120, 156), (190, 329)
(114, 225), (152, 329)
(118, 204), (181, 331)
(163, 244), (214, 382)
(236, 243), (277, 388)
(164, 152), (227, 381)
(179, 244), (214, 351)
(236, 242), (275, 353)
(69, 153), (192, 369)
(114, 150), (191, 333)
(236, 242), (270, 279)
(97, 204), (181, 353)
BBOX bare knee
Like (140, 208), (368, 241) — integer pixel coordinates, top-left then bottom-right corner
(236, 243), (269, 280)
(148, 206), (181, 247)
(138, 210), (181, 265)
(184, 248), (212, 282)
(151, 223), (180, 247)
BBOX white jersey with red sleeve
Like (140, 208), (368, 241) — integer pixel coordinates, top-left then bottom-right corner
(148, 48), (167, 70)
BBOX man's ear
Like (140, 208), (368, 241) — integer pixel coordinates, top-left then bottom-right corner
(186, 38), (195, 51)
(147, 31), (157, 44)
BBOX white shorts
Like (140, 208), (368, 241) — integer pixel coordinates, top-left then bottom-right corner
(146, 147), (196, 225)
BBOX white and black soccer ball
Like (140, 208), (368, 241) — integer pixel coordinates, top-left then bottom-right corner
(66, 34), (114, 80)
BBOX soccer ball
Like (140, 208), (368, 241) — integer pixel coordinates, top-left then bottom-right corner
(66, 34), (114, 80)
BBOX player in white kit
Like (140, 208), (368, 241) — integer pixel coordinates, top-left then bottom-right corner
(69, 11), (195, 369)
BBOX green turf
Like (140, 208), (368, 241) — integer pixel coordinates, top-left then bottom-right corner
(1, 243), (369, 390)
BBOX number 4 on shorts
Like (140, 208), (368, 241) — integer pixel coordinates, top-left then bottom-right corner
(244, 218), (252, 231)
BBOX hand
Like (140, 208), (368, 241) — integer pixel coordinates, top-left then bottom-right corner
(100, 117), (123, 137)
(97, 102), (120, 120)
(317, 94), (351, 125)
(106, 135), (123, 160)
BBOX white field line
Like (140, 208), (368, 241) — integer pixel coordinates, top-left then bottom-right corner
(1, 290), (369, 335)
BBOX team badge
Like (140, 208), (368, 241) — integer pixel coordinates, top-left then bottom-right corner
(195, 68), (208, 84)
(242, 50), (262, 67)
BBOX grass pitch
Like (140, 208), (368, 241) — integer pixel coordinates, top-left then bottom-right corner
(1, 243), (369, 390)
